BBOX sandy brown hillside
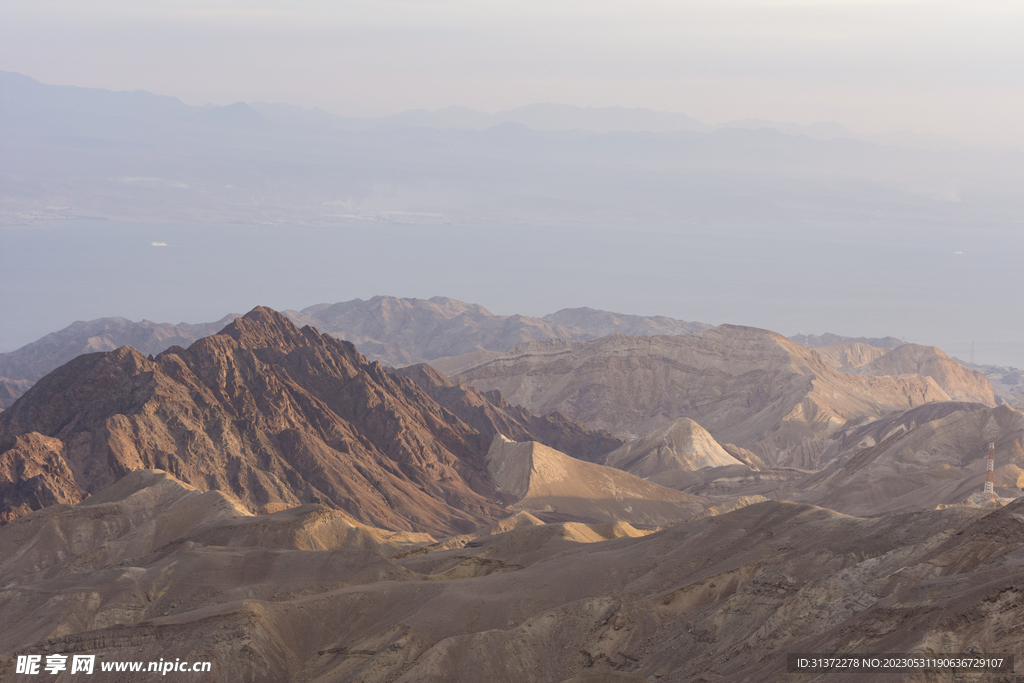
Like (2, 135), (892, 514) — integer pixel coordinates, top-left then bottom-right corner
(790, 403), (1024, 515)
(811, 342), (997, 405)
(811, 342), (888, 370)
(445, 326), (996, 468)
(662, 403), (1024, 517)
(857, 343), (996, 404)
(3, 470), (1023, 683)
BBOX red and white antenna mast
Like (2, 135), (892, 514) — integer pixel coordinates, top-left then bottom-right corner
(984, 437), (996, 499)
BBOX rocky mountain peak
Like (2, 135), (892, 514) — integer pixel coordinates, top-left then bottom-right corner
(0, 305), (637, 534)
(0, 305), (508, 534)
(219, 305), (322, 354)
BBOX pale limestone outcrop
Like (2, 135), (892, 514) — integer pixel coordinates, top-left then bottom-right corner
(600, 418), (741, 478)
(486, 435), (707, 526)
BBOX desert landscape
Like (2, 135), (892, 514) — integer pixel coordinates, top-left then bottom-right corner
(3, 2), (1023, 679)
(2, 304), (1023, 682)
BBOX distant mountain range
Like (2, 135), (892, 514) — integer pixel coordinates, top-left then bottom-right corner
(0, 314), (240, 384)
(2, 295), (998, 416)
(4, 70), (1020, 228)
(0, 296), (709, 390)
(788, 332), (905, 349)
(3, 304), (1014, 527)
(284, 296), (710, 366)
(0, 70), (969, 148)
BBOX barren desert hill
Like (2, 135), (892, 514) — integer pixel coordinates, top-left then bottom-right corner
(621, 401), (1024, 517)
(809, 341), (889, 370)
(809, 340), (996, 400)
(788, 402), (1024, 515)
(789, 331), (905, 349)
(600, 417), (743, 479)
(3, 467), (1023, 682)
(444, 325), (995, 468)
(593, 417), (784, 497)
(857, 343), (996, 403)
(283, 295), (506, 366)
(0, 470), (430, 586)
(542, 306), (712, 339)
(273, 296), (711, 365)
(954, 358), (1024, 406)
(485, 435), (708, 526)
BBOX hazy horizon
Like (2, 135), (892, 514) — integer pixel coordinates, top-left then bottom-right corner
(3, 0), (1022, 148)
(0, 68), (995, 152)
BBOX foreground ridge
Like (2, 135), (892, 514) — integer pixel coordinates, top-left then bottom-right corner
(1, 470), (1021, 682)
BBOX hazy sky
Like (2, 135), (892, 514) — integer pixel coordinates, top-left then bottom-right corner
(2, 0), (1022, 146)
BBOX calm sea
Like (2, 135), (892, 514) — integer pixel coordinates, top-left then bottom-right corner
(2, 219), (1022, 367)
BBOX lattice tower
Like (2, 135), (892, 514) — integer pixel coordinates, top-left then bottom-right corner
(984, 437), (996, 499)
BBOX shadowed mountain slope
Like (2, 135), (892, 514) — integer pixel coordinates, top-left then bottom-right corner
(392, 362), (624, 462)
(0, 379), (32, 410)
